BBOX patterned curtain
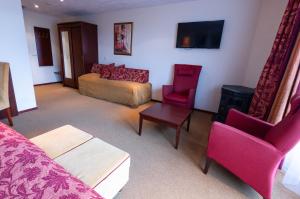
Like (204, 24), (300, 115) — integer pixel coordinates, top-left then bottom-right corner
(267, 33), (300, 124)
(248, 0), (300, 120)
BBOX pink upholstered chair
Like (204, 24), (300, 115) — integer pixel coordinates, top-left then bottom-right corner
(203, 87), (300, 199)
(163, 64), (202, 109)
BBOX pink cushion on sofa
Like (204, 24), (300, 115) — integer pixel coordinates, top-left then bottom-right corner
(110, 67), (149, 83)
(100, 65), (115, 79)
(109, 67), (126, 81)
(97, 64), (126, 79)
(116, 64), (126, 68)
(91, 63), (115, 74)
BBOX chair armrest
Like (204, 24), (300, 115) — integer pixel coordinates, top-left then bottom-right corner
(226, 109), (274, 138)
(162, 85), (174, 97)
(207, 122), (282, 197)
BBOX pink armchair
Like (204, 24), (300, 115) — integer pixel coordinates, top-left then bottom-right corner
(203, 89), (300, 199)
(163, 64), (202, 109)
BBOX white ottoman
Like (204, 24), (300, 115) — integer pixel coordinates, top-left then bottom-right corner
(30, 125), (130, 199)
(30, 125), (93, 159)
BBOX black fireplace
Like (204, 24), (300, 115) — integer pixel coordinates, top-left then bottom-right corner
(213, 85), (254, 122)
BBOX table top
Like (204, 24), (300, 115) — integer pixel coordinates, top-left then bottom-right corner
(140, 103), (192, 126)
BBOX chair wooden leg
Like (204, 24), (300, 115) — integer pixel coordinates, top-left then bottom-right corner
(203, 157), (212, 174)
(6, 108), (13, 126)
(187, 114), (191, 132)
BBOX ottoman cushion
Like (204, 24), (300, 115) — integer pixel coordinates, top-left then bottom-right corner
(55, 138), (130, 188)
(30, 125), (93, 159)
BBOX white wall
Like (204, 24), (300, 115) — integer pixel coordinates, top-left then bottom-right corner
(81, 0), (262, 112)
(0, 0), (36, 111)
(243, 0), (288, 88)
(23, 9), (62, 85)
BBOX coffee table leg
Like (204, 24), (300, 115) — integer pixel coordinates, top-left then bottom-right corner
(187, 114), (191, 132)
(138, 116), (143, 136)
(175, 126), (181, 149)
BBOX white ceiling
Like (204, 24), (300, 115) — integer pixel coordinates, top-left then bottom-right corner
(21, 0), (194, 17)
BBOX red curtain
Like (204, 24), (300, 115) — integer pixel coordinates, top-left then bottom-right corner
(249, 0), (300, 120)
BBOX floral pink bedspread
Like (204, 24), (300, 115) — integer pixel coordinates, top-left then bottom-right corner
(0, 122), (103, 199)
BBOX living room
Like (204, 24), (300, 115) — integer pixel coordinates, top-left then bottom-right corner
(0, 0), (299, 199)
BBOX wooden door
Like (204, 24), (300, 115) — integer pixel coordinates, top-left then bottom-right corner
(81, 23), (98, 73)
(70, 27), (84, 88)
(59, 28), (75, 88)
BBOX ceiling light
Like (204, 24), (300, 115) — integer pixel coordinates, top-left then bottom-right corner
(60, 0), (64, 2)
(34, 4), (39, 8)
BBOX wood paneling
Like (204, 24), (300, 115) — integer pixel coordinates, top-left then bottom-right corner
(34, 27), (53, 66)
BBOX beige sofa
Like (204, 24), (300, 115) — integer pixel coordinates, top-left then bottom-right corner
(79, 73), (152, 107)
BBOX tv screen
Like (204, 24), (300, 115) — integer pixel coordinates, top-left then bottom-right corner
(176, 20), (224, 49)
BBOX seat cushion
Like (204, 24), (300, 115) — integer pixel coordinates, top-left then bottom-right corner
(94, 157), (130, 199)
(30, 125), (93, 159)
(109, 67), (149, 83)
(55, 138), (130, 188)
(91, 63), (115, 74)
(164, 93), (189, 103)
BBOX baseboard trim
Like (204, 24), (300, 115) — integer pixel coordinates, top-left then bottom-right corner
(34, 81), (62, 86)
(150, 99), (215, 114)
(19, 107), (38, 114)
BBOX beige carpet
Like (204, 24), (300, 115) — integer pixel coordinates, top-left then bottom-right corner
(2, 84), (299, 199)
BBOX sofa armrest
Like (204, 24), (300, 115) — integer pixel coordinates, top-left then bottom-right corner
(207, 122), (282, 197)
(226, 109), (274, 138)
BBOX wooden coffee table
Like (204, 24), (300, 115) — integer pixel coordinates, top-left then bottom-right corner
(138, 103), (192, 149)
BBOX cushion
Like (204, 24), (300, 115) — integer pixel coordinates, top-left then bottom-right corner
(164, 93), (189, 103)
(94, 157), (130, 199)
(116, 64), (125, 68)
(30, 125), (93, 159)
(109, 67), (126, 81)
(55, 138), (130, 188)
(99, 64), (126, 79)
(100, 65), (115, 79)
(91, 63), (115, 74)
(110, 67), (149, 83)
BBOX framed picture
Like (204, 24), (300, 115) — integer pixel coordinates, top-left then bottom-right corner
(114, 22), (133, 56)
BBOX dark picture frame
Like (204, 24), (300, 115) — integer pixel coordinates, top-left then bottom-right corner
(114, 22), (133, 56)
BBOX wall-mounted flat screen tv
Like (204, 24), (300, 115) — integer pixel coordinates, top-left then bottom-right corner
(176, 20), (224, 49)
